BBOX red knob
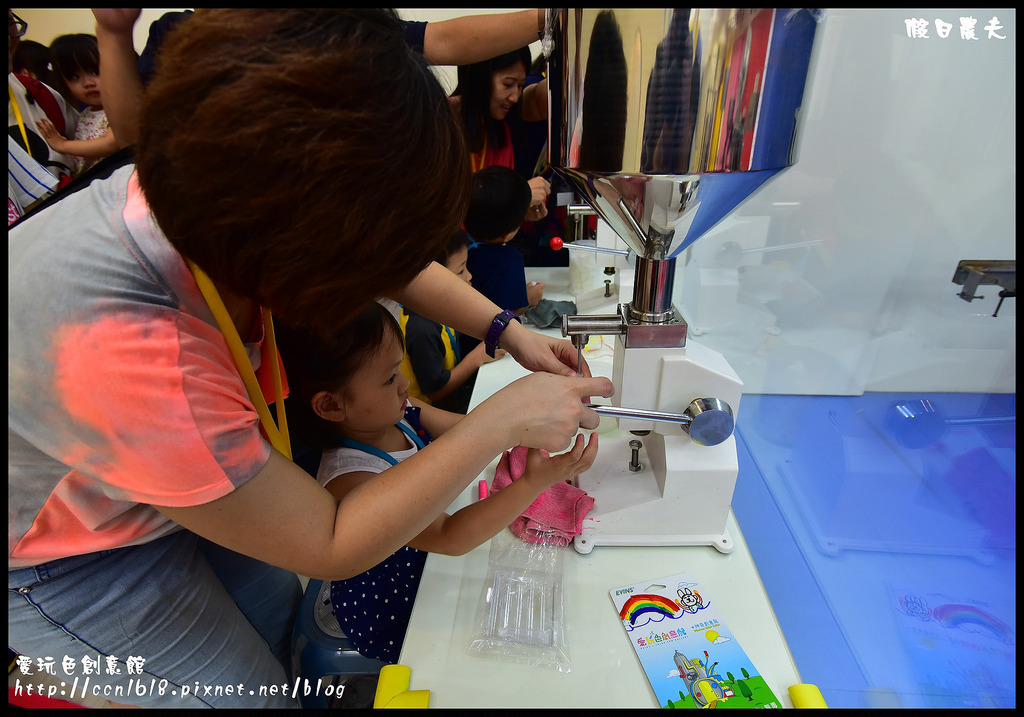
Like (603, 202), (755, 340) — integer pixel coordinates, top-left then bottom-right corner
(549, 236), (564, 251)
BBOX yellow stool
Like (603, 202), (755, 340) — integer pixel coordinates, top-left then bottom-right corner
(789, 683), (828, 708)
(374, 664), (430, 708)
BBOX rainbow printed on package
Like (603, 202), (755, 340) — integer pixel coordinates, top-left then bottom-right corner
(610, 572), (781, 709)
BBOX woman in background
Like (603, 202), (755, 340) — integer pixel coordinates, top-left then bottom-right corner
(450, 46), (552, 221)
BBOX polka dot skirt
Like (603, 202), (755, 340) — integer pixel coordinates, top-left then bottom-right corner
(329, 545), (427, 663)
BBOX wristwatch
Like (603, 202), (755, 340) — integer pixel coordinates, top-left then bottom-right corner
(484, 309), (521, 358)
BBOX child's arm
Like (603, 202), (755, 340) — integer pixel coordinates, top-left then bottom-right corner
(321, 433), (598, 557)
(409, 432), (598, 555)
(35, 118), (118, 159)
(423, 342), (506, 406)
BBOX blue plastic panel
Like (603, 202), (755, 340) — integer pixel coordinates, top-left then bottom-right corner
(733, 392), (1015, 708)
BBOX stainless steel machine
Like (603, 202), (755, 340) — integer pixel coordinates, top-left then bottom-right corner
(544, 8), (820, 553)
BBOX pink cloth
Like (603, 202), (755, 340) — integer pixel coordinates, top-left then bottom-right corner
(490, 445), (595, 546)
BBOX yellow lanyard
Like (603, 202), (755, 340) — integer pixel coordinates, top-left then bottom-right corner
(9, 83), (32, 151)
(470, 133), (488, 173)
(186, 260), (291, 460)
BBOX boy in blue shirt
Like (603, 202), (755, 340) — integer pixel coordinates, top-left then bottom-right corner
(462, 165), (545, 353)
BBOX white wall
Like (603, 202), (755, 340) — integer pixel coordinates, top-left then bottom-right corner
(675, 8), (1015, 395)
(15, 9), (189, 55)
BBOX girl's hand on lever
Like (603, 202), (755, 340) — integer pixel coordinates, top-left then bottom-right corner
(520, 433), (600, 493)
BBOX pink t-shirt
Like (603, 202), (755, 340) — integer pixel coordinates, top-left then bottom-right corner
(8, 167), (280, 568)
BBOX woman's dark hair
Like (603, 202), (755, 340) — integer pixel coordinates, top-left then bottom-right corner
(452, 46), (532, 155)
(463, 166), (531, 243)
(12, 39), (61, 91)
(48, 33), (100, 107)
(277, 302), (403, 451)
(136, 9), (471, 337)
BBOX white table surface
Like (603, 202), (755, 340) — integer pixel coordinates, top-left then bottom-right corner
(398, 267), (802, 708)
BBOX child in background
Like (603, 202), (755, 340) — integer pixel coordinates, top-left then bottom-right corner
(11, 39), (61, 91)
(35, 34), (116, 175)
(276, 303), (597, 663)
(465, 165), (546, 314)
(8, 11), (80, 224)
(461, 165), (546, 355)
(400, 229), (505, 414)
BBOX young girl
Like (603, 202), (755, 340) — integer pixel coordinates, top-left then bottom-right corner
(277, 303), (598, 663)
(400, 229), (506, 413)
(35, 33), (117, 176)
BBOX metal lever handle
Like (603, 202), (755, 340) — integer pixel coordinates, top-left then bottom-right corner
(585, 398), (735, 447)
(567, 204), (597, 217)
(549, 236), (630, 257)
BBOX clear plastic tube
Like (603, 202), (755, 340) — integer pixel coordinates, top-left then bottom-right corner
(467, 529), (571, 672)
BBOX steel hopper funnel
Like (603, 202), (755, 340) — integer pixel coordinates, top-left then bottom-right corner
(547, 8), (819, 323)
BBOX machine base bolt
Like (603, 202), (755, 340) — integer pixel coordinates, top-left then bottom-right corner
(628, 440), (643, 472)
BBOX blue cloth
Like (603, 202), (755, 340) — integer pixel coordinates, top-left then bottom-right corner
(465, 242), (528, 313)
(8, 530), (302, 708)
(463, 242), (529, 355)
(329, 546), (427, 664)
(402, 20), (427, 54)
(401, 404), (433, 446)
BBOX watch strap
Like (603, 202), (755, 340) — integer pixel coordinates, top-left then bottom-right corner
(484, 309), (521, 358)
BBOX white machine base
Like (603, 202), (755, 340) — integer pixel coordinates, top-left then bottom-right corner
(573, 526), (734, 555)
(572, 338), (743, 556)
(571, 430), (738, 555)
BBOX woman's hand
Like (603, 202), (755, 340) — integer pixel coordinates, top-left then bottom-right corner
(477, 371), (612, 452)
(91, 8), (142, 35)
(499, 320), (592, 378)
(527, 176), (550, 220)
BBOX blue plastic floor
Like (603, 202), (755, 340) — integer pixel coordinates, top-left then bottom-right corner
(732, 392), (1015, 709)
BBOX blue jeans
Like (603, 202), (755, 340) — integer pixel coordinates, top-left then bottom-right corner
(8, 531), (302, 708)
